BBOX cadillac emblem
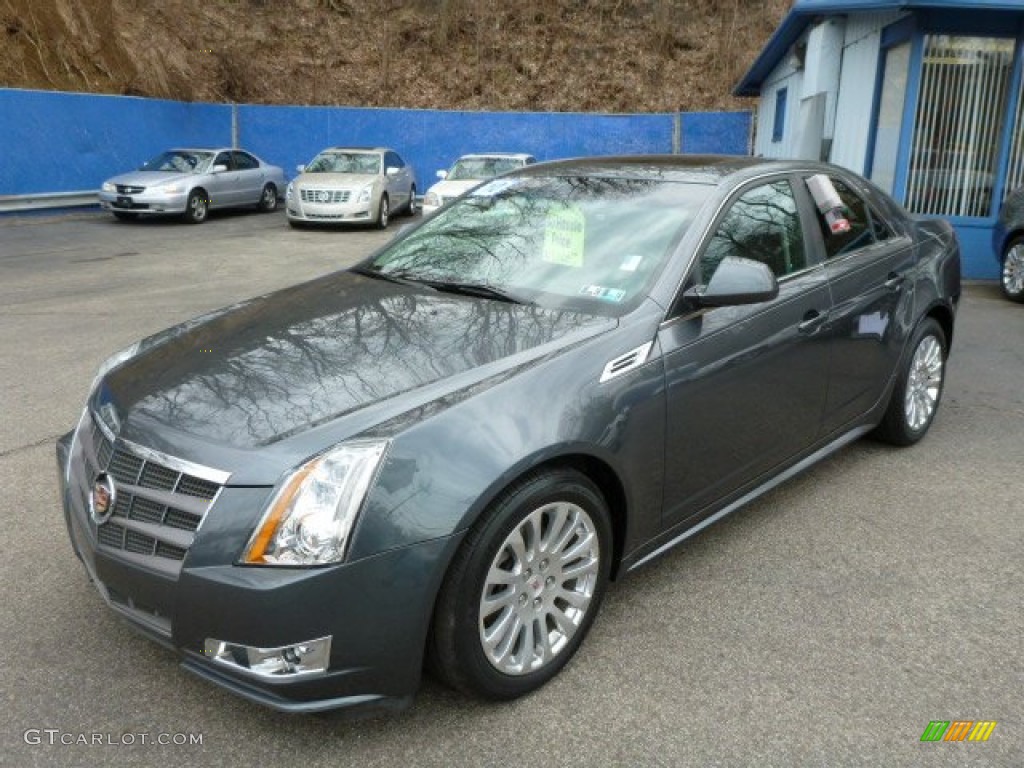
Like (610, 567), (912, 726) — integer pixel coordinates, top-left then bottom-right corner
(89, 472), (117, 525)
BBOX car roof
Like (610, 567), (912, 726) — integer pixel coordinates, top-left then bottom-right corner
(325, 147), (390, 153)
(456, 153), (534, 160)
(514, 154), (841, 185)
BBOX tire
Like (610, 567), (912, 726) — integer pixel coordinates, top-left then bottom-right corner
(183, 189), (208, 224)
(874, 317), (947, 446)
(258, 183), (278, 213)
(429, 468), (612, 700)
(112, 211), (137, 221)
(1001, 236), (1024, 303)
(405, 185), (417, 217)
(376, 194), (389, 229)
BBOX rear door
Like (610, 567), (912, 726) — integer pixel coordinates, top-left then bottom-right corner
(659, 176), (832, 528)
(803, 174), (916, 434)
(206, 151), (238, 208)
(232, 151), (264, 205)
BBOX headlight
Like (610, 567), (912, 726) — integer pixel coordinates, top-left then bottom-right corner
(243, 440), (389, 566)
(424, 192), (439, 207)
(101, 181), (115, 193)
(286, 182), (294, 198)
(356, 185), (373, 204)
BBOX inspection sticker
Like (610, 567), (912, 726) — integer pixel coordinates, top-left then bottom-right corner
(579, 285), (626, 303)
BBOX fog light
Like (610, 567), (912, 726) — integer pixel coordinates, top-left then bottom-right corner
(203, 635), (331, 680)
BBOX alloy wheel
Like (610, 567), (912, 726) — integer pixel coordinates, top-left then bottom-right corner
(903, 334), (944, 432)
(478, 501), (600, 676)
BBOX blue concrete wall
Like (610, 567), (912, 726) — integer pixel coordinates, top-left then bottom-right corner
(0, 88), (751, 197)
(0, 89), (231, 195)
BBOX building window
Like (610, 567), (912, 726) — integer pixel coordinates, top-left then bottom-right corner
(772, 88), (788, 143)
(1004, 61), (1024, 204)
(905, 35), (1016, 218)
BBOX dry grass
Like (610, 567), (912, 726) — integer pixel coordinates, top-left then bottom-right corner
(0, 0), (789, 111)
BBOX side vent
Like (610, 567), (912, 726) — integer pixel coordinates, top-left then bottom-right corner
(599, 342), (654, 383)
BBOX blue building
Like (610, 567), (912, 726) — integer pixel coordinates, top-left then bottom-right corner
(736, 0), (1024, 278)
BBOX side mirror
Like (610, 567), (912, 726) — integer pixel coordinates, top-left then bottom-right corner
(386, 166), (400, 176)
(436, 169), (448, 179)
(212, 164), (228, 174)
(686, 256), (779, 307)
(296, 164), (306, 174)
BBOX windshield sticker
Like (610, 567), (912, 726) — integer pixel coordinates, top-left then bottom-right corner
(580, 285), (626, 303)
(543, 205), (586, 267)
(619, 254), (643, 272)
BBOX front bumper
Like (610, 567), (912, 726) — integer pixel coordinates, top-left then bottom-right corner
(98, 189), (188, 215)
(57, 429), (460, 714)
(286, 194), (375, 224)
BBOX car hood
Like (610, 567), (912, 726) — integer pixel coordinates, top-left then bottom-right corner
(106, 170), (193, 187)
(428, 179), (482, 199)
(98, 272), (614, 457)
(294, 173), (379, 188)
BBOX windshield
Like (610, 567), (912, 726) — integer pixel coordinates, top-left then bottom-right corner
(140, 150), (213, 173)
(305, 152), (382, 175)
(362, 175), (710, 316)
(448, 157), (526, 181)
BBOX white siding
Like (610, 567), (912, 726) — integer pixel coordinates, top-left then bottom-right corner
(830, 12), (906, 172)
(753, 51), (806, 158)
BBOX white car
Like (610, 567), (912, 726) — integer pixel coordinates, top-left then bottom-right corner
(421, 153), (536, 216)
(286, 147), (416, 229)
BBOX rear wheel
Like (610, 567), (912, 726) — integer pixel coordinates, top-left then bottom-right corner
(376, 194), (389, 229)
(874, 317), (947, 446)
(183, 189), (208, 224)
(405, 185), (417, 216)
(1001, 236), (1024, 303)
(429, 468), (611, 700)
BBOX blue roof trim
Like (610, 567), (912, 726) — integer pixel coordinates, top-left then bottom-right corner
(734, 0), (1024, 96)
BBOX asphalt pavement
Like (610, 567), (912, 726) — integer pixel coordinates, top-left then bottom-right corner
(1, 208), (1021, 767)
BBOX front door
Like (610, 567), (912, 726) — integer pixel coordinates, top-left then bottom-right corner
(659, 177), (832, 528)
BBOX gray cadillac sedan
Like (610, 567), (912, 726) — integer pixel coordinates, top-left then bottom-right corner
(58, 156), (960, 714)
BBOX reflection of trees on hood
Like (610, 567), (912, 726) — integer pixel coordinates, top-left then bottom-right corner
(131, 279), (599, 446)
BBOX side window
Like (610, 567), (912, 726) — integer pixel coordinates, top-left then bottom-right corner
(813, 177), (874, 258)
(700, 180), (807, 283)
(869, 207), (894, 241)
(385, 152), (403, 169)
(232, 151), (258, 170)
(213, 151), (232, 169)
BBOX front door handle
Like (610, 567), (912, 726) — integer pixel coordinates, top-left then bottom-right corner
(798, 309), (827, 335)
(884, 272), (905, 291)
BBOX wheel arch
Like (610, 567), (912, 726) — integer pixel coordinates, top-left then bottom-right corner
(924, 301), (955, 352)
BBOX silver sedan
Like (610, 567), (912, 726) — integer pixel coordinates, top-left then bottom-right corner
(99, 148), (287, 224)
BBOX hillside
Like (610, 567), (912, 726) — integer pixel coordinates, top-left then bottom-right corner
(0, 0), (788, 112)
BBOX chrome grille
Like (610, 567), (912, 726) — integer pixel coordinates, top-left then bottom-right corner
(115, 184), (145, 194)
(83, 414), (224, 573)
(300, 188), (351, 204)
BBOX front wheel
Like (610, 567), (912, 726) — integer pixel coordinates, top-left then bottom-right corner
(258, 183), (278, 213)
(1001, 236), (1024, 303)
(375, 194), (389, 229)
(429, 469), (611, 700)
(183, 189), (208, 224)
(874, 317), (947, 446)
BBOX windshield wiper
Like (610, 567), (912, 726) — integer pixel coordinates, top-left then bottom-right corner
(350, 265), (423, 287)
(417, 279), (533, 305)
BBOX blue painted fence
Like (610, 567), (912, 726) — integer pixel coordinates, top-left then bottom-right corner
(0, 87), (751, 196)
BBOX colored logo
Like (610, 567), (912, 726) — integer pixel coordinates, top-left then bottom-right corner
(89, 472), (117, 525)
(920, 721), (997, 742)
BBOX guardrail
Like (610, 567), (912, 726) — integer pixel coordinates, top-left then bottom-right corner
(0, 190), (99, 213)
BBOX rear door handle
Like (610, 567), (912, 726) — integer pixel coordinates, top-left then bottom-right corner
(798, 309), (827, 334)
